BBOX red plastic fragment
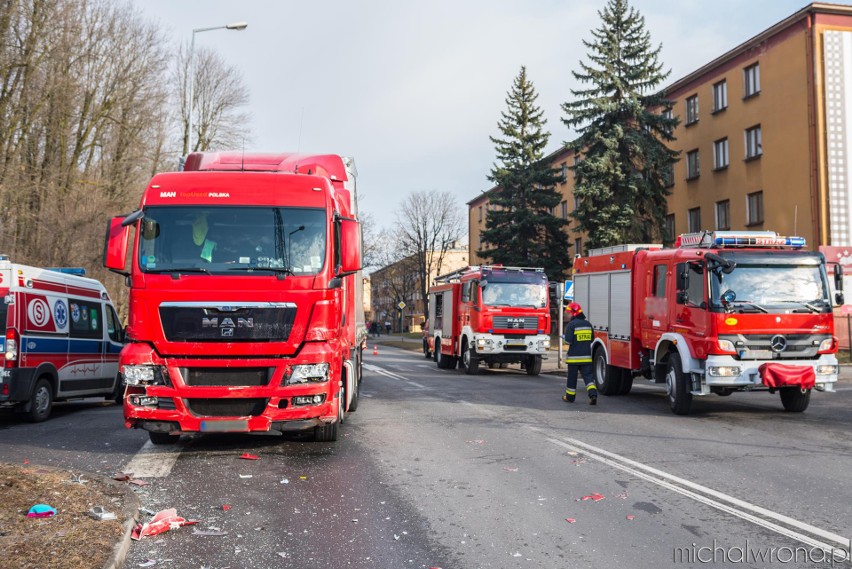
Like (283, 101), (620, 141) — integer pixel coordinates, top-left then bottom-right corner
(131, 508), (198, 540)
(626, 515), (635, 520)
(239, 453), (260, 460)
(565, 518), (576, 524)
(222, 505), (231, 511)
(581, 493), (605, 502)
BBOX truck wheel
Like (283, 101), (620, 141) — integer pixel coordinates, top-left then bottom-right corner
(617, 370), (633, 395)
(423, 338), (431, 358)
(314, 397), (341, 442)
(433, 337), (440, 363)
(436, 346), (451, 369)
(463, 341), (481, 375)
(347, 370), (360, 413)
(27, 378), (53, 423)
(111, 374), (124, 405)
(149, 431), (179, 445)
(779, 387), (810, 412)
(593, 349), (621, 396)
(525, 356), (542, 376)
(666, 353), (692, 415)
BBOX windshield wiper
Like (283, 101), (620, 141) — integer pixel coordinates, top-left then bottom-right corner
(727, 300), (769, 313)
(774, 300), (822, 313)
(227, 266), (295, 279)
(147, 267), (211, 276)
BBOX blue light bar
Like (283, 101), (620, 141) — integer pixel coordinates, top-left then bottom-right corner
(47, 267), (87, 276)
(713, 236), (806, 249)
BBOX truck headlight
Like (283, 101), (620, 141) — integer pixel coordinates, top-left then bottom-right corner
(707, 366), (742, 377)
(122, 365), (168, 386)
(818, 338), (835, 352)
(717, 339), (736, 353)
(538, 339), (551, 350)
(816, 365), (838, 375)
(284, 363), (329, 385)
(475, 337), (493, 349)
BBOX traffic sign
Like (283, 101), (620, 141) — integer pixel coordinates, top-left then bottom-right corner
(563, 280), (574, 302)
(397, 301), (406, 310)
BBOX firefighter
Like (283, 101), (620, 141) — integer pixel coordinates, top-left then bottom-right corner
(562, 302), (597, 405)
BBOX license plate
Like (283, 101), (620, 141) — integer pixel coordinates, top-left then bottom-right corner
(200, 420), (249, 432)
(740, 350), (773, 359)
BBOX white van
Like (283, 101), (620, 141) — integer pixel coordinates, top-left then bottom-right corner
(0, 256), (124, 421)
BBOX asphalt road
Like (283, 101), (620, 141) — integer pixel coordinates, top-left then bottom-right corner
(2, 346), (852, 568)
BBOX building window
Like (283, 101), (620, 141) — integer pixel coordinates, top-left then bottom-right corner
(688, 207), (701, 233)
(573, 195), (581, 211)
(686, 149), (700, 180)
(685, 95), (699, 125)
(744, 63), (760, 98)
(664, 213), (675, 243)
(560, 201), (568, 220)
(574, 237), (583, 257)
(747, 191), (764, 225)
(745, 125), (762, 159)
(662, 164), (674, 188)
(713, 138), (729, 170)
(712, 80), (727, 113)
(560, 162), (568, 182)
(715, 200), (730, 230)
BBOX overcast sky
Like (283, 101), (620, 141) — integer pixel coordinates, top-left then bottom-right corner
(131, 0), (829, 231)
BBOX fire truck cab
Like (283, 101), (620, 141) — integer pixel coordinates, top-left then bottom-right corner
(574, 231), (841, 415)
(427, 265), (551, 375)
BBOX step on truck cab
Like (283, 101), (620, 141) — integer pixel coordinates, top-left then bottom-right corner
(0, 257), (125, 422)
(427, 265), (551, 375)
(573, 230), (841, 415)
(103, 152), (364, 444)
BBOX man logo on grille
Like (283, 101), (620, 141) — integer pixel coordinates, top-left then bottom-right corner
(221, 328), (234, 337)
(770, 335), (787, 353)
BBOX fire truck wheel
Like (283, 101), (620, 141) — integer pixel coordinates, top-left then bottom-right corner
(433, 337), (440, 363)
(617, 370), (633, 395)
(26, 378), (53, 423)
(423, 338), (432, 358)
(314, 402), (341, 442)
(436, 346), (450, 369)
(525, 356), (542, 376)
(148, 431), (179, 445)
(666, 353), (692, 415)
(779, 387), (811, 412)
(593, 349), (622, 396)
(463, 341), (481, 375)
(348, 369), (360, 413)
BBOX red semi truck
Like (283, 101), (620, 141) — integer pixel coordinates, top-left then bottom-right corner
(103, 152), (365, 443)
(426, 265), (551, 375)
(573, 230), (842, 415)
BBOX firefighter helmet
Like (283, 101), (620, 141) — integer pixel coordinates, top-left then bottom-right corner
(566, 302), (582, 315)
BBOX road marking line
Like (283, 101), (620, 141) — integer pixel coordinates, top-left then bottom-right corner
(363, 363), (430, 389)
(527, 426), (849, 552)
(122, 440), (182, 478)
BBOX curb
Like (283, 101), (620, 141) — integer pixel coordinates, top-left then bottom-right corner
(102, 475), (141, 569)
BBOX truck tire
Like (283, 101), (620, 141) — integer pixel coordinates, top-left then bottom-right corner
(347, 369), (360, 413)
(149, 431), (179, 445)
(26, 378), (53, 423)
(666, 353), (692, 415)
(525, 355), (542, 376)
(617, 369), (633, 395)
(423, 338), (431, 358)
(593, 349), (621, 396)
(111, 374), (124, 405)
(779, 387), (810, 412)
(463, 341), (481, 375)
(436, 346), (452, 369)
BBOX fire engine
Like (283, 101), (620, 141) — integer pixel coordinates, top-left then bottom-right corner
(103, 152), (364, 443)
(573, 231), (842, 415)
(0, 257), (124, 421)
(426, 266), (551, 375)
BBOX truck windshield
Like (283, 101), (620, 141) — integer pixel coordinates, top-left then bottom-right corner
(709, 264), (830, 312)
(481, 283), (547, 308)
(0, 300), (7, 333)
(137, 206), (326, 276)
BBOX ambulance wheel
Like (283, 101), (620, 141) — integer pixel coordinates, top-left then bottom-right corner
(617, 370), (633, 395)
(666, 353), (692, 415)
(148, 431), (179, 445)
(779, 387), (810, 412)
(26, 378), (53, 423)
(593, 349), (621, 396)
(463, 341), (481, 375)
(111, 375), (124, 405)
(525, 355), (542, 376)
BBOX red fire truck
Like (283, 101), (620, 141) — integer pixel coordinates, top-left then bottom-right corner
(103, 152), (365, 443)
(573, 230), (842, 415)
(426, 266), (551, 375)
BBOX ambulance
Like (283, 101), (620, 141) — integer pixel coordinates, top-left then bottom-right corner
(0, 256), (125, 421)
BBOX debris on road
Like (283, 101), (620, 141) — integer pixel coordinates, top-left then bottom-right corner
(239, 453), (260, 460)
(503, 467), (519, 472)
(580, 493), (605, 502)
(138, 560), (157, 567)
(87, 506), (117, 521)
(465, 440), (486, 445)
(280, 478), (289, 484)
(221, 505), (231, 511)
(27, 504), (56, 518)
(565, 518), (576, 524)
(131, 508), (198, 540)
(239, 474), (252, 479)
(192, 528), (228, 536)
(626, 515), (635, 520)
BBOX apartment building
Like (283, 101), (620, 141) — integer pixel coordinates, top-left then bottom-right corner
(468, 2), (852, 262)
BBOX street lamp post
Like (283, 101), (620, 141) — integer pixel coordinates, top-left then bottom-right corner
(187, 21), (248, 155)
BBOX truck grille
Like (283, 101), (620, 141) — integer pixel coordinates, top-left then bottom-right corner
(182, 368), (271, 387)
(718, 334), (827, 360)
(492, 316), (538, 330)
(159, 303), (297, 342)
(185, 398), (268, 417)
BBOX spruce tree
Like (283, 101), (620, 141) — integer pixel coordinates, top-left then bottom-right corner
(480, 66), (571, 280)
(562, 0), (680, 250)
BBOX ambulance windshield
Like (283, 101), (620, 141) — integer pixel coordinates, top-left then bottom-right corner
(481, 283), (547, 308)
(709, 264), (830, 313)
(137, 206), (326, 276)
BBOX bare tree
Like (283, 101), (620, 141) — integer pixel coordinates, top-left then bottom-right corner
(175, 44), (252, 155)
(395, 190), (465, 321)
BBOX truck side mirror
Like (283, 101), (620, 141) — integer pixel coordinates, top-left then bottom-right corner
(834, 263), (844, 291)
(676, 291), (689, 305)
(836, 292), (845, 306)
(337, 217), (362, 276)
(675, 263), (688, 292)
(103, 216), (129, 275)
(461, 282), (471, 303)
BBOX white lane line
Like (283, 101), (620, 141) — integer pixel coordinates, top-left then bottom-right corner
(122, 440), (182, 478)
(526, 426), (849, 552)
(363, 363), (431, 389)
(417, 364), (435, 369)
